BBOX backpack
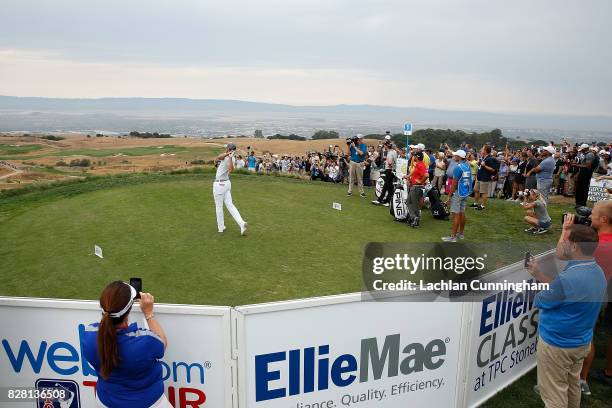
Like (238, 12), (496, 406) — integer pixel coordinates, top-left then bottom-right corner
(427, 188), (449, 220)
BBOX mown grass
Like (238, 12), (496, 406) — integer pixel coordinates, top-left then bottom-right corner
(0, 143), (44, 155)
(0, 171), (608, 407)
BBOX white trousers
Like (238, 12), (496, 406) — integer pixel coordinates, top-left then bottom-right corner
(213, 180), (245, 231)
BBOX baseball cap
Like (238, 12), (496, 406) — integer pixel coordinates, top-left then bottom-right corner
(384, 135), (391, 140)
(417, 143), (425, 150)
(226, 143), (237, 151)
(579, 143), (589, 150)
(543, 146), (556, 155)
(452, 150), (467, 159)
(356, 134), (364, 139)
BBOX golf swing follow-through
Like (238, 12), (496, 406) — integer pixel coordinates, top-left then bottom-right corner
(213, 143), (248, 236)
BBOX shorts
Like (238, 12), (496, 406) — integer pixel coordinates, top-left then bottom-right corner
(450, 195), (467, 213)
(476, 180), (492, 194)
(538, 219), (552, 229)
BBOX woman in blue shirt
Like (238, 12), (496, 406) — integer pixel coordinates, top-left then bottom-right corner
(82, 281), (169, 407)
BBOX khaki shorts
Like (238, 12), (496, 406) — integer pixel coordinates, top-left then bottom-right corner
(476, 180), (492, 194)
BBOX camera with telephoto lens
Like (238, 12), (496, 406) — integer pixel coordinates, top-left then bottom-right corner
(346, 136), (359, 145)
(562, 206), (592, 226)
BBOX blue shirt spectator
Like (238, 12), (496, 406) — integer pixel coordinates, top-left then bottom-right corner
(537, 155), (555, 182)
(350, 143), (367, 162)
(453, 161), (473, 198)
(82, 322), (165, 407)
(535, 259), (606, 348)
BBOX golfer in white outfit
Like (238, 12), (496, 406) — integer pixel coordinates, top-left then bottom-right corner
(213, 143), (247, 235)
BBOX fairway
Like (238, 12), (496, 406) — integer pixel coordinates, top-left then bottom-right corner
(1, 171), (567, 306)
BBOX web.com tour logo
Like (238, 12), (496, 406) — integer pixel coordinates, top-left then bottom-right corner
(254, 334), (449, 402)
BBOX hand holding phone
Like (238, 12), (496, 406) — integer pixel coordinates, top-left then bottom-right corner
(129, 277), (142, 299)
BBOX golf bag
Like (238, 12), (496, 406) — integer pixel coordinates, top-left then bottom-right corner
(427, 187), (449, 220)
(374, 174), (386, 200)
(390, 180), (409, 221)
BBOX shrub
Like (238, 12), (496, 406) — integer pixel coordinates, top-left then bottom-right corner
(55, 161), (68, 166)
(40, 135), (65, 141)
(69, 159), (91, 167)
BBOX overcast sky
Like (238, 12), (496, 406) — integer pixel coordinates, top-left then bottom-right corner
(0, 0), (610, 115)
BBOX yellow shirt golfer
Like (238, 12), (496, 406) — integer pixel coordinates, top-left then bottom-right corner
(213, 143), (247, 235)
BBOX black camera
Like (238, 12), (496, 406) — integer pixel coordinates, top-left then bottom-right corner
(562, 206), (592, 226)
(346, 136), (359, 145)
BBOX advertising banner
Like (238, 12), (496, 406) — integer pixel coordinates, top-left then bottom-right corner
(235, 294), (467, 408)
(588, 178), (612, 202)
(0, 297), (234, 408)
(462, 252), (559, 407)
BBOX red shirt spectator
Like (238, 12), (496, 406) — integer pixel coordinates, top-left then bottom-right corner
(411, 161), (427, 185)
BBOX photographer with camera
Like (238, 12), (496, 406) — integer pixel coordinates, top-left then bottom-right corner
(522, 189), (552, 234)
(528, 222), (606, 408)
(372, 140), (397, 206)
(81, 281), (170, 408)
(346, 134), (367, 197)
(579, 200), (612, 393)
(472, 145), (499, 211)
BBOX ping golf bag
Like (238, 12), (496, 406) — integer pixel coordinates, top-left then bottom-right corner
(390, 180), (409, 221)
(374, 173), (386, 200)
(427, 186), (449, 220)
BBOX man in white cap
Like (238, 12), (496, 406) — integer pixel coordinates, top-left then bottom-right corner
(213, 143), (248, 235)
(574, 144), (597, 206)
(526, 146), (556, 202)
(442, 149), (473, 242)
(347, 134), (367, 197)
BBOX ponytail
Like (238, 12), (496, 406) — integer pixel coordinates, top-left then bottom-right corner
(97, 281), (132, 380)
(97, 313), (120, 380)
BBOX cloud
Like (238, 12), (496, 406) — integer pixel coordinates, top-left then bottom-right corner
(0, 0), (610, 115)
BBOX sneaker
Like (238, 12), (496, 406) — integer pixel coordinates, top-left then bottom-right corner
(382, 202), (390, 207)
(441, 236), (457, 242)
(475, 205), (485, 211)
(457, 233), (464, 240)
(218, 227), (226, 233)
(524, 227), (537, 233)
(580, 380), (592, 396)
(506, 197), (514, 202)
(410, 217), (420, 228)
(534, 228), (549, 234)
(240, 222), (248, 236)
(371, 200), (381, 205)
(347, 192), (352, 196)
(470, 202), (479, 208)
(360, 192), (367, 198)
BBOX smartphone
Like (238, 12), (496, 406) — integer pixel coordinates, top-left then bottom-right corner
(129, 277), (142, 299)
(524, 252), (532, 268)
